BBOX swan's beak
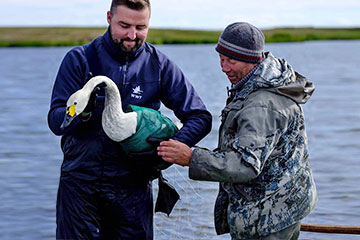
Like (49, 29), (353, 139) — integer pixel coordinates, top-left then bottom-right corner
(60, 104), (76, 129)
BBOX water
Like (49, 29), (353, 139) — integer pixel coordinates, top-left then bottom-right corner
(0, 41), (359, 240)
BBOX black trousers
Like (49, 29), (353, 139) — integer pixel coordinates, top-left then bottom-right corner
(56, 175), (153, 240)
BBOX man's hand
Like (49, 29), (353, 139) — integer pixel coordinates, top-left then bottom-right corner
(157, 139), (192, 166)
(80, 73), (105, 119)
(81, 86), (100, 118)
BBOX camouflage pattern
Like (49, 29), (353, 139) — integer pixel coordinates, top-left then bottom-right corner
(189, 52), (317, 239)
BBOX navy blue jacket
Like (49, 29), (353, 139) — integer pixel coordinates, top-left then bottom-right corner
(48, 29), (212, 184)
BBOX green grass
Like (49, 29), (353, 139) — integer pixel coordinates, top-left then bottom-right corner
(147, 28), (220, 44)
(1, 26), (360, 47)
(263, 27), (360, 42)
(0, 27), (107, 47)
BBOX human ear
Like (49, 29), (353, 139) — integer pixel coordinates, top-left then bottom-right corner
(106, 11), (111, 25)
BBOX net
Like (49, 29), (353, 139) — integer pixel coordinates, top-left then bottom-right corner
(153, 165), (229, 240)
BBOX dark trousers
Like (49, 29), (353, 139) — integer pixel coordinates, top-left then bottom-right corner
(56, 176), (153, 240)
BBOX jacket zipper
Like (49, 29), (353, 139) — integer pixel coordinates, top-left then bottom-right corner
(122, 56), (129, 88)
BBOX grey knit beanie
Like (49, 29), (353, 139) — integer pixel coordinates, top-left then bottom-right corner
(216, 22), (265, 63)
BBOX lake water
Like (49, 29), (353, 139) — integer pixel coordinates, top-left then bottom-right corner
(0, 40), (359, 240)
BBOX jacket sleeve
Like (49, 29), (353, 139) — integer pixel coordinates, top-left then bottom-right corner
(189, 148), (258, 183)
(159, 58), (212, 147)
(189, 106), (287, 183)
(47, 47), (89, 136)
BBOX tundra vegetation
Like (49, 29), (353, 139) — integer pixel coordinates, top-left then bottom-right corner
(1, 27), (360, 47)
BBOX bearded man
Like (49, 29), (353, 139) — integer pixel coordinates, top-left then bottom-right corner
(48, 1), (212, 239)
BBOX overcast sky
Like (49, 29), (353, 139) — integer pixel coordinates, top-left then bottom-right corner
(1, 0), (360, 30)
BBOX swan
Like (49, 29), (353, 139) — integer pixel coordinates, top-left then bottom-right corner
(61, 75), (180, 215)
(61, 75), (179, 154)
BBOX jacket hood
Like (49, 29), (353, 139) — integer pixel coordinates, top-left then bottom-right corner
(271, 71), (315, 104)
(236, 52), (314, 104)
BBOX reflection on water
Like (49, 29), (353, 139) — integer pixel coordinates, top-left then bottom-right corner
(0, 41), (359, 239)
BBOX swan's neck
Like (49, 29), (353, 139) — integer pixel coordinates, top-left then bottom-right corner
(88, 76), (137, 142)
(84, 76), (124, 113)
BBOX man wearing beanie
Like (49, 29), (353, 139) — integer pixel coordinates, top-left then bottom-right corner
(158, 22), (317, 240)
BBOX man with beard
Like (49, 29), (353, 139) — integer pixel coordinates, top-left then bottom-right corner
(47, 0), (212, 239)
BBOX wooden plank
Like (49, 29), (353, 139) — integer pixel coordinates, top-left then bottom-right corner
(301, 224), (360, 234)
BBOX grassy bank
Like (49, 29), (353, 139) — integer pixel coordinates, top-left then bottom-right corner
(1, 26), (360, 47)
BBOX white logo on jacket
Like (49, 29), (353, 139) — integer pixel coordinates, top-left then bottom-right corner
(131, 86), (143, 99)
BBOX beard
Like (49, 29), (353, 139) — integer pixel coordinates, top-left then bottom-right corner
(112, 37), (143, 53)
(109, 26), (144, 53)
(108, 26), (145, 53)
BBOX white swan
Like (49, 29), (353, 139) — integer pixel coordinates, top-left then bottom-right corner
(61, 75), (179, 153)
(62, 75), (137, 142)
(61, 75), (181, 215)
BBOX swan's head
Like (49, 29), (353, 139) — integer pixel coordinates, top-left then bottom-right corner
(60, 82), (106, 129)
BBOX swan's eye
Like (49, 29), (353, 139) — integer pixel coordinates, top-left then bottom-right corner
(74, 102), (77, 105)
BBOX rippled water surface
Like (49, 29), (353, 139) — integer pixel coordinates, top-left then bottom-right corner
(0, 41), (359, 239)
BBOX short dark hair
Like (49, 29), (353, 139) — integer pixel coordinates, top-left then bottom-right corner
(110, 0), (151, 16)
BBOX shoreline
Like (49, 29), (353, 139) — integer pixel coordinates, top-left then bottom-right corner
(1, 26), (360, 47)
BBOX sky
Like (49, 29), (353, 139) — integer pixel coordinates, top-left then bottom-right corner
(1, 0), (360, 30)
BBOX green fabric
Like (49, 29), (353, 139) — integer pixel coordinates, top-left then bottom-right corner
(120, 105), (179, 153)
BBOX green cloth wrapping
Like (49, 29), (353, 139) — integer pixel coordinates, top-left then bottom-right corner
(120, 105), (179, 153)
(121, 105), (181, 215)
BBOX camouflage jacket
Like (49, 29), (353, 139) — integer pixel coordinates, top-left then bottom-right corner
(189, 52), (317, 239)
